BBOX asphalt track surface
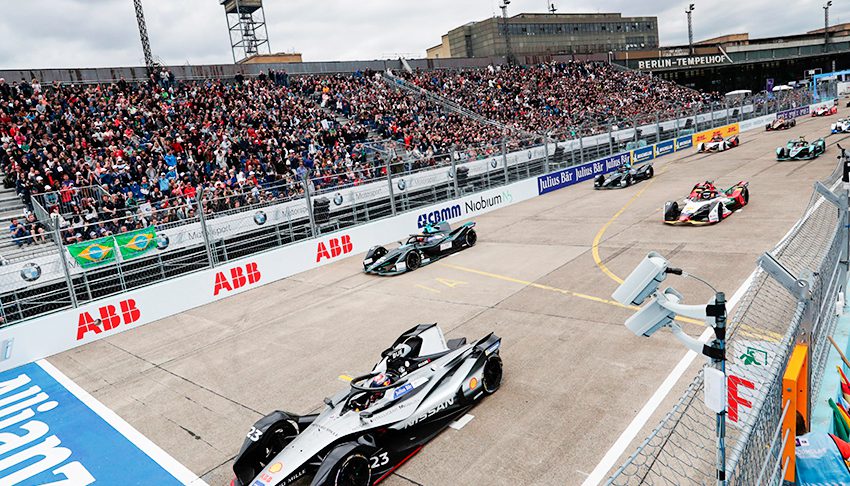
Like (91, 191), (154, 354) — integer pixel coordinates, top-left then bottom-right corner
(49, 113), (849, 486)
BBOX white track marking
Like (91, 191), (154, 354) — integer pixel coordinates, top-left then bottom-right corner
(449, 414), (475, 430)
(582, 170), (844, 486)
(37, 360), (208, 486)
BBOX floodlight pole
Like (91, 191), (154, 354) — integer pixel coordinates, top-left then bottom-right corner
(824, 1), (832, 53)
(500, 1), (515, 66)
(686, 4), (695, 55)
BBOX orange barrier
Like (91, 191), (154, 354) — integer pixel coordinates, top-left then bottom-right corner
(782, 344), (809, 482)
(692, 122), (741, 146)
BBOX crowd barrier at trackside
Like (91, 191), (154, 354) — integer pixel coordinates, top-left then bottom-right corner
(0, 99), (835, 372)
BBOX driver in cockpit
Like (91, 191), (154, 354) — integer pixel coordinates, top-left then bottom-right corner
(351, 373), (395, 411)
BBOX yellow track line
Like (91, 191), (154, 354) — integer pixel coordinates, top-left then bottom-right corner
(591, 179), (657, 285)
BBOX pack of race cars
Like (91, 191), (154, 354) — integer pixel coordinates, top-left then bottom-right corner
(230, 101), (844, 486)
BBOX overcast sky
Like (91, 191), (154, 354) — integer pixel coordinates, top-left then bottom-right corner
(1, 0), (847, 69)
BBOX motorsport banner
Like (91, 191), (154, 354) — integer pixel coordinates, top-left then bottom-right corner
(67, 236), (116, 268)
(114, 226), (158, 261)
(692, 122), (740, 146)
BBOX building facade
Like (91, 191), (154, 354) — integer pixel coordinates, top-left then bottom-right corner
(427, 13), (659, 59)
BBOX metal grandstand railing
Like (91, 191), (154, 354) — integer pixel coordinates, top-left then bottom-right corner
(607, 155), (848, 485)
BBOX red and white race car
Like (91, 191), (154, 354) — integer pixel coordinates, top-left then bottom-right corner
(697, 135), (740, 153)
(663, 181), (749, 226)
(812, 105), (838, 117)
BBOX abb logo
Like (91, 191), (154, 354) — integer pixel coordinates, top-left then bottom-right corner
(316, 235), (353, 262)
(76, 299), (141, 341)
(214, 262), (261, 296)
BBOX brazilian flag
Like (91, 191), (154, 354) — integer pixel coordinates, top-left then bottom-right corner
(115, 226), (158, 261)
(68, 237), (116, 268)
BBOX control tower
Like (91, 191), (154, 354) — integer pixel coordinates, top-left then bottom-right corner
(220, 0), (271, 63)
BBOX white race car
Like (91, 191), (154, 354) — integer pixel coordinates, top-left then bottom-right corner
(812, 105), (838, 117)
(697, 135), (740, 153)
(831, 118), (850, 134)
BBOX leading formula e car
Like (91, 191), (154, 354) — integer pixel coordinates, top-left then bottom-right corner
(697, 135), (740, 153)
(363, 222), (476, 275)
(812, 105), (838, 117)
(776, 137), (826, 161)
(765, 117), (796, 131)
(230, 324), (503, 486)
(593, 162), (654, 189)
(831, 118), (850, 134)
(664, 181), (749, 225)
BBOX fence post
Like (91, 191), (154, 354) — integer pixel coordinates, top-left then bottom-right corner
(385, 157), (397, 216)
(53, 220), (77, 308)
(713, 291), (728, 486)
(450, 155), (460, 198)
(632, 118), (639, 143)
(655, 112), (661, 143)
(501, 137), (509, 184)
(196, 196), (216, 268)
(543, 134), (550, 174)
(725, 100), (730, 125)
(608, 123), (614, 155)
(302, 175), (317, 237)
(578, 130), (585, 165)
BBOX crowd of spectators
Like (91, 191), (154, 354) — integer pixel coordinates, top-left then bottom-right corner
(0, 62), (727, 246)
(402, 61), (718, 137)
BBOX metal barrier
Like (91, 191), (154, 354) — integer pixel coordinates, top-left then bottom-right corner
(607, 158), (848, 485)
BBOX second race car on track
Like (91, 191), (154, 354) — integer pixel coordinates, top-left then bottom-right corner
(765, 117), (796, 131)
(363, 222), (476, 275)
(812, 105), (838, 117)
(594, 162), (654, 189)
(230, 324), (503, 486)
(776, 137), (826, 161)
(664, 181), (749, 225)
(697, 134), (740, 153)
(832, 118), (850, 134)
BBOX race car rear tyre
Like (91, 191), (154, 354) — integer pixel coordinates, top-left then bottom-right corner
(625, 175), (633, 187)
(791, 119), (797, 127)
(482, 355), (503, 394)
(406, 251), (421, 271)
(742, 187), (749, 205)
(465, 229), (477, 247)
(334, 453), (372, 486)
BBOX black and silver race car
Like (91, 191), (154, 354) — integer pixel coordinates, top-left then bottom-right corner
(231, 324), (503, 486)
(593, 162), (654, 190)
(363, 222), (477, 275)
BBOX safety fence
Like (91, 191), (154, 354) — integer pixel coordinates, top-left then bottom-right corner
(607, 156), (848, 484)
(0, 87), (829, 327)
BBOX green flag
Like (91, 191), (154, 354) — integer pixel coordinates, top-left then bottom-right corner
(114, 226), (158, 261)
(67, 236), (116, 268)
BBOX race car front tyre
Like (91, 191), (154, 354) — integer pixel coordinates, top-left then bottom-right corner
(664, 201), (680, 222)
(334, 454), (372, 486)
(405, 251), (421, 271)
(742, 187), (749, 205)
(645, 166), (654, 179)
(482, 355), (503, 394)
(465, 229), (477, 247)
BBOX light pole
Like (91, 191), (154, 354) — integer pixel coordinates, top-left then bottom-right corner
(824, 1), (833, 53)
(549, 2), (557, 15)
(613, 252), (728, 486)
(500, 0), (515, 65)
(686, 4), (695, 55)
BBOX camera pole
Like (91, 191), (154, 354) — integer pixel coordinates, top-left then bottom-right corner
(709, 292), (727, 486)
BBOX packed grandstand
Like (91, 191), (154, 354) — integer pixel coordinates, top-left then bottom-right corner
(0, 61), (730, 247)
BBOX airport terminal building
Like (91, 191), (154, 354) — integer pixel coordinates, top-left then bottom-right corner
(427, 12), (659, 59)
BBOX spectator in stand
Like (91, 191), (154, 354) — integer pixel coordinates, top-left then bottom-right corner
(9, 218), (30, 247)
(25, 213), (46, 244)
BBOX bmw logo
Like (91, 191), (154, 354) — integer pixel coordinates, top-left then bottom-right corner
(333, 193), (343, 206)
(490, 159), (498, 169)
(527, 151), (533, 160)
(156, 234), (170, 250)
(254, 211), (267, 226)
(20, 263), (41, 282)
(397, 179), (407, 191)
(448, 169), (454, 179)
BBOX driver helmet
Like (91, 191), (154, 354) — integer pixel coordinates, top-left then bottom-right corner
(701, 190), (714, 201)
(711, 134), (723, 142)
(370, 373), (392, 388)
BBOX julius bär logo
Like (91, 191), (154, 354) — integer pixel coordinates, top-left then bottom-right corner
(76, 299), (141, 341)
(316, 235), (353, 262)
(213, 262), (261, 296)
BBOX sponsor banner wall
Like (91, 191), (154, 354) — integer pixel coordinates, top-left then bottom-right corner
(631, 145), (655, 164)
(0, 179), (539, 372)
(740, 114), (777, 132)
(537, 152), (632, 195)
(674, 136), (693, 151)
(692, 122), (741, 146)
(654, 140), (675, 157)
(776, 106), (810, 120)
